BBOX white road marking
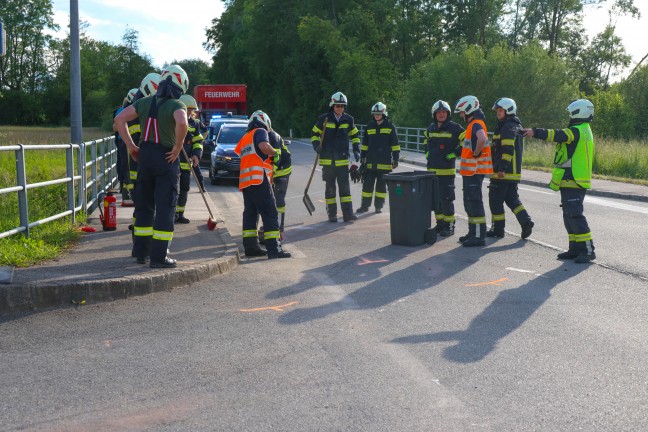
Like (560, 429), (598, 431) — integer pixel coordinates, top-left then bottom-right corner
(584, 196), (648, 214)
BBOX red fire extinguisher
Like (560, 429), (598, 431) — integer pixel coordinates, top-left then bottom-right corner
(99, 192), (117, 231)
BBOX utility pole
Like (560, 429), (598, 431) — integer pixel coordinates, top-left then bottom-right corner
(70, 0), (82, 144)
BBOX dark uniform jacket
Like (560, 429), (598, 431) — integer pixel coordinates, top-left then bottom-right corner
(491, 115), (523, 182)
(425, 119), (464, 176)
(360, 118), (400, 171)
(311, 112), (360, 166)
(269, 131), (292, 178)
(179, 117), (204, 170)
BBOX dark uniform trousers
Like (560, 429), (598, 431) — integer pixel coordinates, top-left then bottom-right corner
(560, 187), (594, 254)
(435, 175), (456, 223)
(323, 165), (353, 217)
(488, 180), (531, 232)
(177, 168), (191, 213)
(243, 176), (281, 254)
(273, 175), (290, 231)
(361, 170), (387, 210)
(133, 142), (179, 262)
(463, 174), (487, 238)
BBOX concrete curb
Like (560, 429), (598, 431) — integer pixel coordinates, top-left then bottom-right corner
(0, 229), (241, 317)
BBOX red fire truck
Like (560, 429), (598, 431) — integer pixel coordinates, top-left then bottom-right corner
(193, 84), (247, 122)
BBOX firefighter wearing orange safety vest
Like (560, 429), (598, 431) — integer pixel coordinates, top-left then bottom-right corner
(234, 111), (291, 259)
(455, 95), (493, 247)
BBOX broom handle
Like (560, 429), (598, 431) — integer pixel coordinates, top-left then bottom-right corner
(304, 119), (327, 194)
(181, 147), (216, 221)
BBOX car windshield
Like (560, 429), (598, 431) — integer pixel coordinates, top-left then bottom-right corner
(217, 127), (247, 147)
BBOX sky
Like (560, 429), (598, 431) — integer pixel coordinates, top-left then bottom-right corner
(50, 0), (225, 68)
(50, 0), (647, 74)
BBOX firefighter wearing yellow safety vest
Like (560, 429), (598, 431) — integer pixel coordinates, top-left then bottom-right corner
(455, 95), (493, 247)
(523, 99), (596, 263)
(487, 97), (534, 240)
(235, 111), (291, 259)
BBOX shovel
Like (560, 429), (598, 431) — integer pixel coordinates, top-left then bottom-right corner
(303, 152), (319, 215)
(303, 120), (327, 215)
(181, 147), (220, 230)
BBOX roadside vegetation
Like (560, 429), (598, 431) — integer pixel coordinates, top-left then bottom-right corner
(0, 127), (107, 266)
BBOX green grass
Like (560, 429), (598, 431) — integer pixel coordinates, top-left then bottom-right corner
(523, 137), (648, 182)
(0, 126), (106, 267)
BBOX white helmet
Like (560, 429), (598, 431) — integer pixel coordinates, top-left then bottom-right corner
(249, 110), (272, 130)
(431, 100), (451, 117)
(492, 97), (517, 115)
(566, 99), (594, 121)
(454, 95), (480, 115)
(371, 102), (388, 116)
(125, 88), (138, 104)
(179, 94), (197, 109)
(160, 64), (189, 94)
(140, 73), (161, 97)
(329, 91), (348, 107)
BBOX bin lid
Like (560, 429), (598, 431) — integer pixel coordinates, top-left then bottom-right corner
(383, 171), (436, 182)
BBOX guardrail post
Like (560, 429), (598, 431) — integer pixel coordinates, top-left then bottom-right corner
(79, 142), (87, 212)
(66, 143), (76, 223)
(90, 140), (98, 202)
(15, 144), (30, 238)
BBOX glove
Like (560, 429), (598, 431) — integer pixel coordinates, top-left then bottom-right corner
(353, 151), (360, 162)
(445, 153), (456, 161)
(313, 142), (321, 154)
(359, 163), (367, 183)
(392, 160), (398, 169)
(349, 164), (361, 183)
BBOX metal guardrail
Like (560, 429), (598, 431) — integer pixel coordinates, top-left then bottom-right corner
(0, 137), (119, 239)
(358, 124), (427, 153)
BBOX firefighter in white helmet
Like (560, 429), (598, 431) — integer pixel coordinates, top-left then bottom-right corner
(454, 95), (493, 247)
(425, 100), (464, 236)
(310, 91), (361, 222)
(523, 99), (596, 263)
(356, 102), (400, 214)
(123, 73), (161, 207)
(174, 94), (204, 224)
(235, 110), (291, 259)
(488, 97), (534, 240)
(114, 64), (190, 268)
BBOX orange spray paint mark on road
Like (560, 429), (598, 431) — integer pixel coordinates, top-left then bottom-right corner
(240, 301), (299, 312)
(357, 257), (389, 265)
(465, 277), (508, 287)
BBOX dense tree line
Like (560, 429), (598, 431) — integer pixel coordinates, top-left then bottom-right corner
(0, 0), (646, 140)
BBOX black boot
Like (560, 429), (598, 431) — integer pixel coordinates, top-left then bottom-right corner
(462, 237), (485, 247)
(521, 220), (534, 239)
(439, 222), (455, 237)
(486, 220), (505, 238)
(343, 213), (358, 222)
(573, 240), (595, 263)
(266, 239), (291, 259)
(175, 213), (190, 224)
(150, 257), (177, 268)
(243, 237), (267, 257)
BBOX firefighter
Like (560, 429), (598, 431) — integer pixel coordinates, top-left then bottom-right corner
(454, 95), (494, 247)
(123, 72), (161, 207)
(522, 99), (596, 263)
(192, 108), (208, 192)
(424, 100), (464, 236)
(488, 97), (534, 239)
(356, 102), (400, 214)
(311, 91), (361, 222)
(112, 87), (138, 202)
(114, 64), (190, 268)
(175, 94), (204, 224)
(270, 128), (292, 235)
(235, 111), (291, 259)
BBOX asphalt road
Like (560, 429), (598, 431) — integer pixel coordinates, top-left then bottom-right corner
(1, 141), (647, 431)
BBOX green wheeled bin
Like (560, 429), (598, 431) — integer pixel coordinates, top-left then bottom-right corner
(383, 171), (439, 246)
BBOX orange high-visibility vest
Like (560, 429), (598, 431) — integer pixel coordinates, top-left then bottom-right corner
(459, 118), (493, 176)
(234, 129), (274, 191)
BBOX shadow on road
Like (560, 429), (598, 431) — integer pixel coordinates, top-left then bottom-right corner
(391, 261), (589, 363)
